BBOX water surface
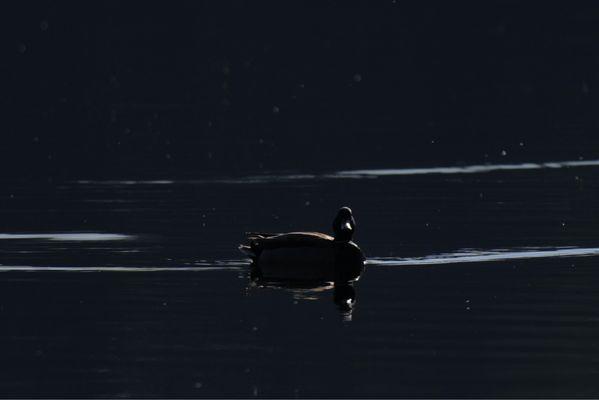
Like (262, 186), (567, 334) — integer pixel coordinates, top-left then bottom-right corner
(1, 161), (599, 397)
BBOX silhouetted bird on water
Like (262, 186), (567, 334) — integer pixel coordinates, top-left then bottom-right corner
(239, 207), (365, 284)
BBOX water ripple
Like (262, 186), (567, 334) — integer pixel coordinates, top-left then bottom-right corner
(368, 246), (599, 266)
(0, 233), (133, 241)
(73, 159), (599, 185)
(0, 265), (246, 272)
(1, 247), (597, 272)
(336, 159), (599, 177)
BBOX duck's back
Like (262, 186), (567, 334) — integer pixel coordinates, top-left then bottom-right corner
(250, 232), (334, 249)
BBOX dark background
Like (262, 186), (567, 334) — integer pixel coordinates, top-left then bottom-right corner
(4, 1), (599, 178)
(3, 4), (599, 397)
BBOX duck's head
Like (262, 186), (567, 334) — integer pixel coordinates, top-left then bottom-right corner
(332, 206), (356, 242)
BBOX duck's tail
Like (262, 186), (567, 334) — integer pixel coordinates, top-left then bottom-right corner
(238, 244), (255, 258)
(239, 232), (279, 259)
(238, 234), (264, 259)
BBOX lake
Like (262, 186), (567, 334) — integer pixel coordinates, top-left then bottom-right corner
(1, 159), (598, 397)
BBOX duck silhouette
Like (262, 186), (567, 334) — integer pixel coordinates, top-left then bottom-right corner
(239, 207), (365, 283)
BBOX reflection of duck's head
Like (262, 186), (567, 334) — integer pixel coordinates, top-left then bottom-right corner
(334, 283), (356, 314)
(332, 207), (356, 242)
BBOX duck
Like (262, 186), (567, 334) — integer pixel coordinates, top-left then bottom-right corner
(239, 207), (365, 283)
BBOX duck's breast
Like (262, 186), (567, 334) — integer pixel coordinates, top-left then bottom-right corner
(257, 246), (336, 281)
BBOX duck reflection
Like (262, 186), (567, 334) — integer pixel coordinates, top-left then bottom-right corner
(248, 261), (363, 320)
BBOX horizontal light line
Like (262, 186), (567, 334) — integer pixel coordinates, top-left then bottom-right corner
(336, 160), (599, 177)
(0, 265), (246, 272)
(0, 233), (133, 241)
(73, 159), (599, 185)
(1, 246), (596, 272)
(367, 247), (599, 266)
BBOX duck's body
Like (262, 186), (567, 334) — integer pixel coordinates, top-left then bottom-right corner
(239, 207), (365, 283)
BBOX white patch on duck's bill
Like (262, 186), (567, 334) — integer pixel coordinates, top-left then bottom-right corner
(367, 246), (599, 267)
(342, 222), (352, 231)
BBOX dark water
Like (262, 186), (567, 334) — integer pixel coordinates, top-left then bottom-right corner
(1, 160), (599, 397)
